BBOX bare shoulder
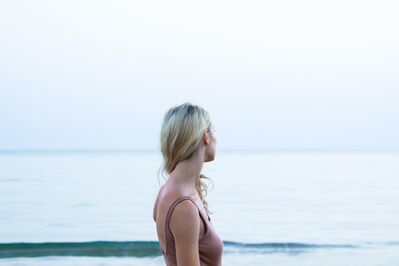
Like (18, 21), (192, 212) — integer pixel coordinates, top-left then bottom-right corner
(170, 199), (200, 225)
(170, 199), (201, 265)
(170, 199), (200, 239)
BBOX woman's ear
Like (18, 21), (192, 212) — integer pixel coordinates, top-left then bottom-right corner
(203, 130), (210, 145)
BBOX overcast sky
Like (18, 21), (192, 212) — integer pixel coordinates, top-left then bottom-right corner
(1, 0), (398, 151)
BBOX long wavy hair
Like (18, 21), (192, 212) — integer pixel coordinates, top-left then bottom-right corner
(158, 102), (214, 214)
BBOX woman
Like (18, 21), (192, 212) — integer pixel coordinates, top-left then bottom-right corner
(153, 102), (224, 266)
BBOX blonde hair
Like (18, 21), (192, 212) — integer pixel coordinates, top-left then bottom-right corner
(158, 102), (214, 214)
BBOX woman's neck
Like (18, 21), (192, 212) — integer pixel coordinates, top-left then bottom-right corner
(168, 150), (204, 191)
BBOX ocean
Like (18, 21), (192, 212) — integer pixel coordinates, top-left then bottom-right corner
(0, 150), (398, 265)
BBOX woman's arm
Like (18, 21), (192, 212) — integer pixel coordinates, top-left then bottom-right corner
(170, 200), (201, 266)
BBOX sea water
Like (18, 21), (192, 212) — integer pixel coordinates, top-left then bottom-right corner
(0, 150), (398, 265)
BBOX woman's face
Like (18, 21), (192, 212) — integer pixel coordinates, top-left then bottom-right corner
(204, 125), (217, 162)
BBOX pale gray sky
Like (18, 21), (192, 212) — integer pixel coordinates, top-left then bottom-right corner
(1, 0), (398, 151)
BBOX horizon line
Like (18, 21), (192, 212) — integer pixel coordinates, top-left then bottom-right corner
(0, 148), (398, 154)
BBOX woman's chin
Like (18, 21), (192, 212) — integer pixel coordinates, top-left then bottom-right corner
(204, 153), (215, 162)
